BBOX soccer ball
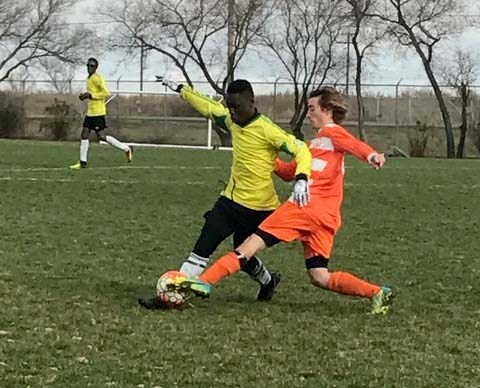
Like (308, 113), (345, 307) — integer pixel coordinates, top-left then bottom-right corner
(156, 271), (188, 308)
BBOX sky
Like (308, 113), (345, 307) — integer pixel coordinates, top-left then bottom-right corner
(68, 0), (480, 91)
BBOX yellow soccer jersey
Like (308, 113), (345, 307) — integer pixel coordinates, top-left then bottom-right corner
(86, 72), (110, 117)
(180, 85), (311, 210)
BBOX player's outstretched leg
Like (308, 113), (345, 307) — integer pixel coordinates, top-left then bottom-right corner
(104, 135), (132, 162)
(311, 268), (394, 314)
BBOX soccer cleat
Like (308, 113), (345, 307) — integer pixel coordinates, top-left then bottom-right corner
(177, 276), (211, 298)
(257, 271), (281, 301)
(138, 296), (170, 310)
(69, 161), (86, 170)
(370, 286), (394, 315)
(125, 147), (133, 163)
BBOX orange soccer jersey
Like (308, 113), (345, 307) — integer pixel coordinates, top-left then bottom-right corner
(260, 123), (377, 259)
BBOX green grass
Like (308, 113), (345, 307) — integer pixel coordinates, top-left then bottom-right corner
(0, 139), (479, 388)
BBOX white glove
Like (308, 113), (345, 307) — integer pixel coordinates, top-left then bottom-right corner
(292, 178), (310, 207)
(155, 76), (181, 93)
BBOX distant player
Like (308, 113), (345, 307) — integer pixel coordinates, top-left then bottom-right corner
(70, 57), (132, 170)
(138, 79), (312, 309)
(176, 86), (394, 315)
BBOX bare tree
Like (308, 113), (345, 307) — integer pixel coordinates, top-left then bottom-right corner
(39, 58), (76, 94)
(99, 0), (274, 145)
(260, 0), (344, 139)
(371, 0), (467, 158)
(343, 0), (383, 141)
(0, 0), (93, 83)
(100, 0), (273, 94)
(439, 49), (478, 158)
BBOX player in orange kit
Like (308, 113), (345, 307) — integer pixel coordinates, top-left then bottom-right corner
(176, 86), (394, 314)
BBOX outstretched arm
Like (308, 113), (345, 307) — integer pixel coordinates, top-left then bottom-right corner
(159, 78), (229, 124)
(326, 125), (385, 169)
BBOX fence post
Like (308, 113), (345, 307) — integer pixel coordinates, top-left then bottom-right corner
(162, 85), (166, 134)
(395, 79), (402, 147)
(116, 76), (122, 124)
(207, 94), (213, 148)
(408, 96), (412, 125)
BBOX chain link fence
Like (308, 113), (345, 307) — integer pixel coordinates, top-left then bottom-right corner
(1, 79), (479, 157)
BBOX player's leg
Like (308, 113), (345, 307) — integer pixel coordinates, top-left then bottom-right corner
(182, 202), (302, 296)
(96, 117), (132, 162)
(233, 209), (280, 301)
(179, 197), (236, 276)
(139, 197), (236, 309)
(70, 124), (90, 170)
(305, 228), (393, 314)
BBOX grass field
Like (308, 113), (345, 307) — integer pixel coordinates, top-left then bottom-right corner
(0, 139), (479, 388)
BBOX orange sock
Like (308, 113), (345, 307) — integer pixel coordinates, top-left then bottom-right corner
(327, 271), (380, 298)
(199, 252), (241, 285)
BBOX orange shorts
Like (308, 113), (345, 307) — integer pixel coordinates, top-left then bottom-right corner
(258, 201), (335, 259)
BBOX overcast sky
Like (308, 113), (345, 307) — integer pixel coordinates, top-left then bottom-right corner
(70, 0), (480, 90)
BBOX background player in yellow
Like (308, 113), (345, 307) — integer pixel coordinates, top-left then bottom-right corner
(70, 57), (132, 170)
(139, 79), (311, 309)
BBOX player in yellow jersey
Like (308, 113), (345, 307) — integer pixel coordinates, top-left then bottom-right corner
(139, 79), (312, 309)
(69, 57), (132, 170)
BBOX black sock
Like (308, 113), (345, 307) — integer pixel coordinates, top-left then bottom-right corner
(241, 256), (271, 286)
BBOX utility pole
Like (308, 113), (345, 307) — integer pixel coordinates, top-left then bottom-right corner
(345, 32), (350, 95)
(140, 39), (145, 93)
(227, 0), (235, 85)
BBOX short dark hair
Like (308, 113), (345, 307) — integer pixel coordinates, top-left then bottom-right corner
(226, 79), (254, 98)
(309, 86), (348, 124)
(87, 57), (98, 67)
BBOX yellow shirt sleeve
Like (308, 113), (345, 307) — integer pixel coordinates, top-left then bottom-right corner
(263, 121), (312, 179)
(179, 85), (230, 131)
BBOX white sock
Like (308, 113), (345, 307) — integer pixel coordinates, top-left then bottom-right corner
(80, 139), (89, 163)
(179, 253), (210, 276)
(106, 135), (130, 152)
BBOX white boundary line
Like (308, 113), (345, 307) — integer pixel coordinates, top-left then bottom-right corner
(2, 165), (222, 173)
(0, 176), (207, 185)
(0, 177), (137, 184)
(0, 175), (477, 189)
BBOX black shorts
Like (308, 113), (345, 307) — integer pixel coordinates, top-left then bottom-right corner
(83, 115), (107, 131)
(192, 196), (274, 257)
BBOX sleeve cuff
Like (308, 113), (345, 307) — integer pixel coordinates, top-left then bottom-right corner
(295, 173), (308, 181)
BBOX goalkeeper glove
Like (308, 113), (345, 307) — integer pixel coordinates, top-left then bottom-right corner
(292, 174), (310, 207)
(155, 76), (183, 93)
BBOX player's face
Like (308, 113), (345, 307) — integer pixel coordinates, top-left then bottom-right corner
(307, 97), (332, 129)
(86, 61), (97, 75)
(226, 92), (255, 125)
